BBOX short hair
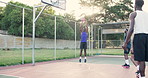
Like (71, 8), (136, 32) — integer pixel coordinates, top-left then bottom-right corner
(124, 28), (128, 32)
(135, 0), (144, 7)
(82, 27), (85, 32)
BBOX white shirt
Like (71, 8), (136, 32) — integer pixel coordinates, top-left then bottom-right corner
(134, 10), (148, 34)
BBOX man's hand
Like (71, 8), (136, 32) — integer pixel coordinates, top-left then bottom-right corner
(130, 47), (134, 54)
(122, 43), (127, 51)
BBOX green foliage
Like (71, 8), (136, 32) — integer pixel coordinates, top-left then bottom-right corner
(56, 16), (74, 39)
(103, 0), (133, 22)
(0, 7), (4, 21)
(0, 7), (4, 29)
(0, 1), (32, 36)
(0, 1), (75, 40)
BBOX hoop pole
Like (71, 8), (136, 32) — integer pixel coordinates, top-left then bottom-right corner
(22, 8), (25, 64)
(32, 4), (48, 66)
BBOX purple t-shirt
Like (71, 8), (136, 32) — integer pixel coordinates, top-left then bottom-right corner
(81, 32), (88, 42)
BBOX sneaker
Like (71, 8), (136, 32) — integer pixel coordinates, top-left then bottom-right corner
(135, 70), (140, 78)
(122, 64), (130, 68)
(79, 59), (81, 63)
(84, 59), (87, 63)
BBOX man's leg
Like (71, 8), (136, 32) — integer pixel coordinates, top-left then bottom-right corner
(124, 54), (129, 59)
(122, 54), (130, 68)
(84, 49), (87, 63)
(79, 49), (83, 62)
(130, 54), (140, 77)
(122, 49), (130, 68)
(139, 61), (146, 77)
(80, 49), (83, 56)
(124, 53), (130, 65)
(130, 54), (138, 66)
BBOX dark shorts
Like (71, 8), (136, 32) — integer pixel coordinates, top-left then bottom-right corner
(133, 34), (148, 61)
(124, 47), (131, 54)
(80, 42), (87, 49)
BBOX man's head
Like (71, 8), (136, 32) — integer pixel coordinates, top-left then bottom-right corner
(82, 27), (86, 32)
(134, 0), (144, 10)
(124, 28), (128, 33)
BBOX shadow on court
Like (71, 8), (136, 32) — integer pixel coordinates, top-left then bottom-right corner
(0, 55), (148, 78)
(70, 55), (125, 65)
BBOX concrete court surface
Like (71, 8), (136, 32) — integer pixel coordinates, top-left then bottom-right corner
(0, 55), (148, 78)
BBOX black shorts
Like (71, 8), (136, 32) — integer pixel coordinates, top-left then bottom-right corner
(133, 34), (148, 61)
(124, 47), (130, 54)
(80, 42), (87, 49)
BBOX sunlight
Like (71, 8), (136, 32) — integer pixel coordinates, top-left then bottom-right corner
(0, 0), (148, 18)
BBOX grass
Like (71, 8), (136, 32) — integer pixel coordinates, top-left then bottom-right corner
(0, 48), (124, 66)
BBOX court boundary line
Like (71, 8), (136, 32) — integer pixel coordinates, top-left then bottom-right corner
(0, 74), (23, 78)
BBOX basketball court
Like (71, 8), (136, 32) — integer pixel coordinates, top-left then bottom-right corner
(0, 0), (148, 78)
(0, 55), (148, 78)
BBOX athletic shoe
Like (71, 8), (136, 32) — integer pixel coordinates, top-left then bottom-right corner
(84, 59), (87, 63)
(135, 70), (140, 78)
(122, 64), (130, 68)
(79, 59), (81, 63)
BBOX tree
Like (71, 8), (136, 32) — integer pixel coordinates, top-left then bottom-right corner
(80, 0), (133, 47)
(63, 13), (76, 22)
(0, 7), (4, 21)
(63, 13), (81, 40)
(0, 7), (4, 29)
(103, 0), (133, 22)
(0, 1), (32, 36)
(0, 1), (75, 40)
(80, 0), (133, 23)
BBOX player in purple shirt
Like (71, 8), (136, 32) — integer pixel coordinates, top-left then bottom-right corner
(79, 24), (88, 63)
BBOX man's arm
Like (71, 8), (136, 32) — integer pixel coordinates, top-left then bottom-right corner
(85, 26), (88, 33)
(122, 12), (136, 50)
(80, 24), (82, 32)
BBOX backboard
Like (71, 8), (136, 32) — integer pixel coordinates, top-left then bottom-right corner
(41, 0), (66, 10)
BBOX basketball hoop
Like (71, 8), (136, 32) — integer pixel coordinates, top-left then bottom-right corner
(41, 0), (66, 10)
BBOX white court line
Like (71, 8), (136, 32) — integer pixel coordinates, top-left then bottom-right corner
(0, 74), (24, 78)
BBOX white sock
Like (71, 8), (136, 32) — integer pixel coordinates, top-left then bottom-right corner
(141, 77), (145, 78)
(85, 57), (86, 59)
(137, 65), (139, 70)
(125, 59), (129, 65)
(79, 57), (82, 59)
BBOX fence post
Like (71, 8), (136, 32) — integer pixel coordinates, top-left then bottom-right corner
(91, 25), (93, 56)
(22, 8), (25, 64)
(32, 6), (36, 65)
(98, 28), (100, 53)
(54, 16), (57, 60)
(75, 22), (77, 57)
(101, 27), (103, 53)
